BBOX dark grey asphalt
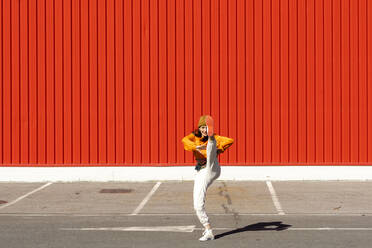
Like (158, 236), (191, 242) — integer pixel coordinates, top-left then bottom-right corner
(1, 181), (372, 247)
(1, 214), (372, 248)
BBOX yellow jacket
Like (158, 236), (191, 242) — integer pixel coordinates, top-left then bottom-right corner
(182, 133), (234, 159)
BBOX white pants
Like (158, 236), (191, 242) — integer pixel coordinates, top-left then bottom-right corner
(193, 136), (220, 227)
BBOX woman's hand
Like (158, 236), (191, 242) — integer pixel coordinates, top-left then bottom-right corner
(196, 145), (207, 150)
(195, 145), (206, 155)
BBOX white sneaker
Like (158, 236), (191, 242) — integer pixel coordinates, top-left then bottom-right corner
(199, 229), (214, 241)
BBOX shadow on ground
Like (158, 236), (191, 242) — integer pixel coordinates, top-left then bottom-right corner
(214, 221), (292, 240)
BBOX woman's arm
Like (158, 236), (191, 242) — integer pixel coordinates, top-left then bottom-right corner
(182, 133), (198, 151)
(215, 135), (234, 153)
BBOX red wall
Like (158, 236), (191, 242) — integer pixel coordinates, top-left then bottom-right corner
(1, 0), (372, 166)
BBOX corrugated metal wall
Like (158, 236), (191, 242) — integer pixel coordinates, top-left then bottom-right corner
(0, 0), (371, 166)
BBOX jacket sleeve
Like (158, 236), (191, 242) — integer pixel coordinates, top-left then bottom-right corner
(215, 135), (234, 153)
(182, 133), (197, 152)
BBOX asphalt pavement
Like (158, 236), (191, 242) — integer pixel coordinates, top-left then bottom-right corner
(1, 180), (372, 247)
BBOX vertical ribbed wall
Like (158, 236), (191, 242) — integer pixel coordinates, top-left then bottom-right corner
(1, 0), (372, 166)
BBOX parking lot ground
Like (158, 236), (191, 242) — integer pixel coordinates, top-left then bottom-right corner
(1, 181), (372, 248)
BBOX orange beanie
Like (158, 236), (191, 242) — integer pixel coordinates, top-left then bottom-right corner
(198, 115), (208, 127)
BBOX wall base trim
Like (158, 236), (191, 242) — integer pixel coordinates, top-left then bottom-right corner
(0, 166), (372, 182)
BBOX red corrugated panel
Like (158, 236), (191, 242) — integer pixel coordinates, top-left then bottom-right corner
(298, 0), (307, 163)
(359, 0), (368, 163)
(368, 0), (372, 162)
(1, 0), (371, 166)
(11, 0), (20, 163)
(333, 0), (342, 162)
(29, 0), (38, 164)
(123, 0), (133, 163)
(219, 0), (228, 165)
(81, 0), (90, 164)
(271, 0), (280, 163)
(324, 0), (332, 163)
(0, 0), (2, 164)
(55, 0), (63, 164)
(20, 0), (28, 164)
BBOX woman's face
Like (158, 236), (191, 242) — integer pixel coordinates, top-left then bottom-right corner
(199, 126), (208, 137)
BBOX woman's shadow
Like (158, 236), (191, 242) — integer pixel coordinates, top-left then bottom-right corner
(214, 221), (292, 240)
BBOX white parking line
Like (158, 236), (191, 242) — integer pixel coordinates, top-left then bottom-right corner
(0, 182), (53, 210)
(266, 181), (285, 215)
(62, 225), (196, 232)
(0, 213), (371, 217)
(61, 226), (372, 232)
(131, 182), (161, 215)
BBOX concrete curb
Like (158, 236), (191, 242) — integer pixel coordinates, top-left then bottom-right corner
(0, 166), (372, 182)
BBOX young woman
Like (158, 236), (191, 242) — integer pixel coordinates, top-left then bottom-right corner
(182, 115), (234, 241)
